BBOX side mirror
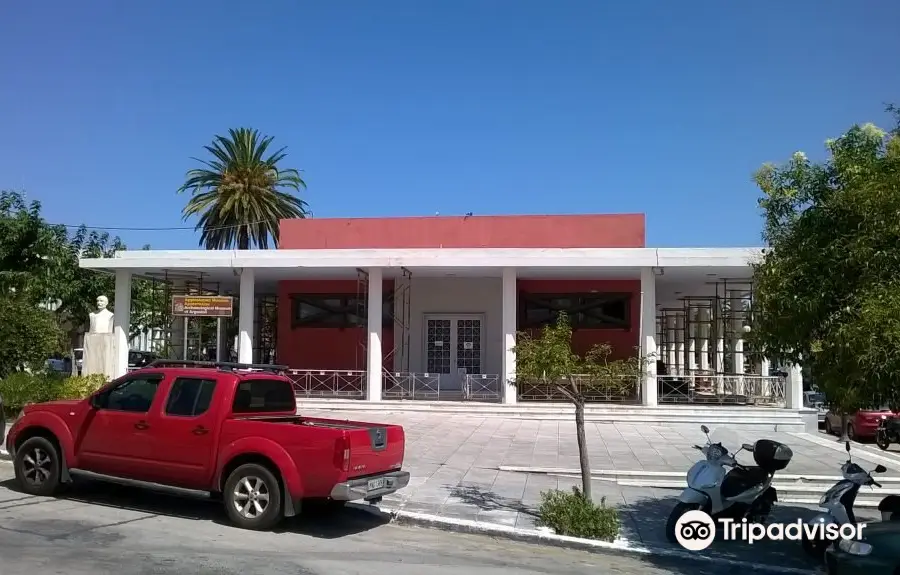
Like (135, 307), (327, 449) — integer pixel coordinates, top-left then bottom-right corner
(89, 394), (101, 409)
(742, 443), (755, 452)
(875, 465), (887, 473)
(701, 425), (709, 434)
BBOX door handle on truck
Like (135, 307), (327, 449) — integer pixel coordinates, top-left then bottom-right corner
(134, 421), (149, 430)
(192, 426), (208, 435)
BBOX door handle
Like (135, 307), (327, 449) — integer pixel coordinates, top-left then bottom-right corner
(192, 426), (209, 435)
(134, 421), (149, 430)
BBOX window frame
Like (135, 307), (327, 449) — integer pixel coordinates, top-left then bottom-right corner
(289, 292), (394, 328)
(518, 292), (632, 330)
(93, 374), (164, 414)
(163, 377), (217, 418)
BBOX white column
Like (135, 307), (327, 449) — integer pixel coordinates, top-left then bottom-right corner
(238, 269), (255, 364)
(730, 291), (745, 375)
(366, 267), (383, 402)
(759, 357), (771, 398)
(686, 307), (697, 374)
(502, 267), (518, 404)
(698, 307), (710, 372)
(785, 363), (804, 409)
(666, 314), (677, 374)
(674, 312), (685, 376)
(112, 270), (132, 378)
(215, 317), (225, 362)
(640, 267), (658, 406)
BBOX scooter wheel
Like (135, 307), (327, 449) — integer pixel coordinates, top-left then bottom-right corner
(877, 434), (891, 451)
(801, 532), (828, 559)
(666, 502), (702, 544)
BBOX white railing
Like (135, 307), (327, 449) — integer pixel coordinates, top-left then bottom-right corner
(517, 375), (641, 403)
(288, 369), (366, 399)
(382, 372), (502, 402)
(657, 374), (785, 405)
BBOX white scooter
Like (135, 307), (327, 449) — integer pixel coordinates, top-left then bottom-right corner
(801, 441), (894, 557)
(665, 425), (794, 544)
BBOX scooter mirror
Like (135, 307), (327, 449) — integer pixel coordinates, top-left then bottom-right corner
(875, 465), (887, 473)
(742, 443), (755, 452)
(701, 425), (709, 434)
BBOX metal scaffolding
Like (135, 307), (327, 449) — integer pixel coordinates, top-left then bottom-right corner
(355, 268), (413, 373)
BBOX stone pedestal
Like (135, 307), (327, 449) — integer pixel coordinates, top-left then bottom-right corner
(83, 333), (117, 380)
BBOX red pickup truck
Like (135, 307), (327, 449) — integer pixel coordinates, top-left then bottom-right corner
(5, 361), (409, 530)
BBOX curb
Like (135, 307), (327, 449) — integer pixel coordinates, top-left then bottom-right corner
(367, 505), (816, 574)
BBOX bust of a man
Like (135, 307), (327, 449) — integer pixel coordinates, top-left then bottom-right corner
(88, 295), (114, 333)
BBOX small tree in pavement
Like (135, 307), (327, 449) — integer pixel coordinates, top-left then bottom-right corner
(514, 313), (645, 502)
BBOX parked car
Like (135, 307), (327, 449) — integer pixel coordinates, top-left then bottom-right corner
(824, 520), (900, 574)
(0, 392), (5, 449)
(804, 391), (827, 426)
(824, 407), (898, 441)
(128, 350), (159, 369)
(5, 360), (410, 530)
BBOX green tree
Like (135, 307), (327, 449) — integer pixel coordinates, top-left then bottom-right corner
(178, 127), (309, 250)
(0, 294), (63, 377)
(514, 313), (645, 501)
(750, 107), (900, 441)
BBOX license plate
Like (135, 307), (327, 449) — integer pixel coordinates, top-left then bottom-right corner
(367, 478), (386, 491)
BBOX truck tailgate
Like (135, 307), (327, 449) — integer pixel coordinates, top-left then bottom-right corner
(304, 418), (405, 479)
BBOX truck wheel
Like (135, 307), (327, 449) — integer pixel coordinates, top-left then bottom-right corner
(223, 463), (283, 531)
(14, 436), (62, 497)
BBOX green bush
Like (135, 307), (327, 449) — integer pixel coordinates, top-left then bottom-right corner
(536, 487), (620, 541)
(55, 374), (108, 399)
(0, 372), (107, 415)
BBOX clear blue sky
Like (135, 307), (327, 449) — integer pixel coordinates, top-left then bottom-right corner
(1, 1), (897, 250)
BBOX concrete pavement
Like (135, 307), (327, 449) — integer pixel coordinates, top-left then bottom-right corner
(0, 464), (758, 575)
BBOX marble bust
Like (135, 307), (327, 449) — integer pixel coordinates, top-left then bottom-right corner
(88, 295), (114, 333)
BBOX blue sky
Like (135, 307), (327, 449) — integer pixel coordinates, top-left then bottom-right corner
(1, 1), (897, 250)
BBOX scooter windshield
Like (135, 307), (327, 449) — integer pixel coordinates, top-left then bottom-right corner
(705, 426), (751, 464)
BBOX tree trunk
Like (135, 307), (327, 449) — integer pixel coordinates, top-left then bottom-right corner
(574, 399), (592, 502)
(840, 413), (850, 443)
(238, 232), (249, 250)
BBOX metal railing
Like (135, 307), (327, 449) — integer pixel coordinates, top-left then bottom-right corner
(517, 375), (641, 403)
(382, 372), (502, 401)
(288, 369), (367, 399)
(657, 374), (785, 405)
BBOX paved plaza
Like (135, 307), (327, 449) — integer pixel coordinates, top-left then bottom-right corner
(305, 409), (900, 569)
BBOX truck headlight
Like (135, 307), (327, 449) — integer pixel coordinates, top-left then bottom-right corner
(838, 539), (872, 556)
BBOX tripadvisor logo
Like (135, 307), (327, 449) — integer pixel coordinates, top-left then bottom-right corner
(674, 510), (865, 551)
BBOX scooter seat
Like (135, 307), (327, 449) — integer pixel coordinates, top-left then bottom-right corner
(878, 495), (900, 513)
(721, 465), (769, 499)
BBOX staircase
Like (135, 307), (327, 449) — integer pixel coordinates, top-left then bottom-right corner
(294, 399), (818, 432)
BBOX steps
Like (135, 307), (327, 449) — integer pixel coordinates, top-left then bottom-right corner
(294, 398), (815, 431)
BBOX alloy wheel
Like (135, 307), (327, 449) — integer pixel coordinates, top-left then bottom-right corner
(232, 476), (271, 519)
(21, 447), (52, 487)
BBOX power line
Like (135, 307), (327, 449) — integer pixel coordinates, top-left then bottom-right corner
(53, 221), (272, 232)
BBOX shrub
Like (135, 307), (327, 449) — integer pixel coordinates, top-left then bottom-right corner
(54, 374), (108, 399)
(0, 371), (62, 412)
(0, 372), (107, 415)
(536, 487), (620, 541)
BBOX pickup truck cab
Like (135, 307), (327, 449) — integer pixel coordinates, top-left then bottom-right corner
(5, 361), (409, 530)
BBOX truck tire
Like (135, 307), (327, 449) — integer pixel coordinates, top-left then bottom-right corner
(14, 436), (62, 497)
(223, 463), (283, 531)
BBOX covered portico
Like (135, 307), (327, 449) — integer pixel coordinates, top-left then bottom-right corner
(79, 246), (804, 410)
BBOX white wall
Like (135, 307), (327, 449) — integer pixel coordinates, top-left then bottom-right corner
(397, 277), (503, 375)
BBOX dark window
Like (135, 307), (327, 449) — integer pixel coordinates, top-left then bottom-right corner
(96, 376), (162, 413)
(290, 293), (393, 328)
(232, 379), (296, 413)
(519, 293), (631, 329)
(165, 378), (216, 417)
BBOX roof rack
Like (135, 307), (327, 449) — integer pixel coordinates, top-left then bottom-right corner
(146, 359), (290, 374)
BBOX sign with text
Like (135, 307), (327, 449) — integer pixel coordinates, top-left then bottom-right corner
(172, 295), (233, 317)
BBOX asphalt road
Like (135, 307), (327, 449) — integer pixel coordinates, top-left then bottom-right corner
(0, 461), (791, 575)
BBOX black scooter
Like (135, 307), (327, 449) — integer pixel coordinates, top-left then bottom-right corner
(875, 415), (900, 451)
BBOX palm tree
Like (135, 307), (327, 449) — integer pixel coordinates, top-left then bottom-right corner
(178, 128), (309, 249)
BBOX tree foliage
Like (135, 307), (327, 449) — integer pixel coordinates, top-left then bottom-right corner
(750, 107), (900, 415)
(178, 127), (309, 250)
(0, 190), (167, 369)
(514, 313), (645, 502)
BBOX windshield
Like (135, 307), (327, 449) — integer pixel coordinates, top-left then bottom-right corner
(702, 425), (755, 465)
(805, 393), (824, 405)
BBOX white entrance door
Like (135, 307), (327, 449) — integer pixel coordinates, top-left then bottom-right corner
(424, 314), (484, 393)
